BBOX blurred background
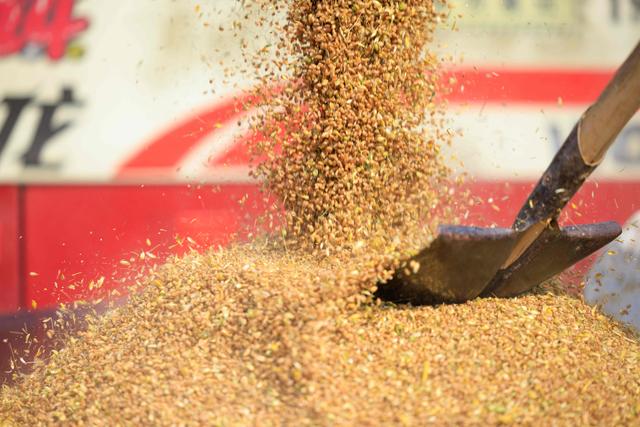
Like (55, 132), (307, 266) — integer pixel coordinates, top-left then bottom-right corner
(0, 0), (639, 373)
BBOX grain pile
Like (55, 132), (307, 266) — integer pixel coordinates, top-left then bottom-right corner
(2, 0), (640, 426)
(2, 247), (640, 426)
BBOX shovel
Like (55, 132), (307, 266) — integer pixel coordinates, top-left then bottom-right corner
(376, 40), (640, 304)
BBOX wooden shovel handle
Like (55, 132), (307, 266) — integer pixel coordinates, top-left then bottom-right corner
(514, 40), (640, 232)
(579, 41), (640, 165)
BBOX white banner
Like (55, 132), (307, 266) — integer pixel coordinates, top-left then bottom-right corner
(0, 0), (639, 183)
(447, 107), (640, 180)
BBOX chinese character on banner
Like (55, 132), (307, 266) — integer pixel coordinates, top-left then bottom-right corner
(0, 0), (89, 60)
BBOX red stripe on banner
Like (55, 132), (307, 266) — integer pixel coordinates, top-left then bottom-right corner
(13, 181), (639, 311)
(119, 70), (618, 174)
(211, 124), (285, 168)
(22, 184), (270, 309)
(117, 96), (250, 174)
(0, 186), (20, 314)
(211, 129), (257, 167)
(444, 68), (614, 105)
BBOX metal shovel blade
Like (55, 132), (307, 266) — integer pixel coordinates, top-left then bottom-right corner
(483, 221), (622, 298)
(376, 221), (621, 304)
(375, 225), (518, 303)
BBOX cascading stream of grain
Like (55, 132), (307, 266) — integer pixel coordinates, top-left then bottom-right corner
(248, 0), (452, 254)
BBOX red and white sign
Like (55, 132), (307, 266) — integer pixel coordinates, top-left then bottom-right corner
(0, 0), (639, 313)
